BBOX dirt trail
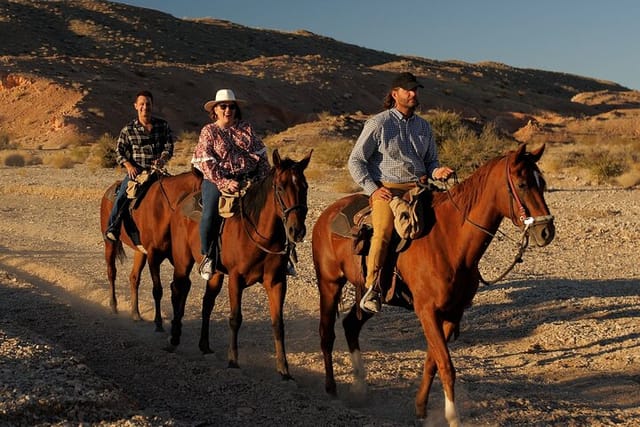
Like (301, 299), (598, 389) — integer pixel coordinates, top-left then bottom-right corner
(0, 164), (639, 426)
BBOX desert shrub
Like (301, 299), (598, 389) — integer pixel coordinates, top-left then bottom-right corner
(437, 121), (515, 178)
(87, 133), (117, 168)
(4, 153), (25, 166)
(423, 110), (462, 143)
(308, 138), (352, 168)
(171, 131), (199, 167)
(69, 145), (91, 163)
(583, 150), (626, 182)
(0, 132), (18, 150)
(45, 152), (75, 169)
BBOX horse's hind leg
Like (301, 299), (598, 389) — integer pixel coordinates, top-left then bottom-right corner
(342, 301), (374, 394)
(263, 277), (291, 379)
(199, 272), (223, 354)
(318, 277), (343, 395)
(128, 251), (147, 322)
(147, 252), (165, 332)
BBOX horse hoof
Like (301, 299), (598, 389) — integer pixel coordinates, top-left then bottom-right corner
(280, 373), (294, 381)
(228, 361), (240, 369)
(200, 346), (213, 355)
(163, 343), (177, 353)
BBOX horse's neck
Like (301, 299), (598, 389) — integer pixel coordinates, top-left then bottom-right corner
(244, 183), (283, 237)
(439, 178), (505, 265)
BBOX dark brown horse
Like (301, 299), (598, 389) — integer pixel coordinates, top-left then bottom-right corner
(168, 150), (311, 378)
(312, 144), (555, 425)
(99, 169), (202, 330)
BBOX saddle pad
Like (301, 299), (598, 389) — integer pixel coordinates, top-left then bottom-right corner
(180, 191), (203, 222)
(330, 194), (369, 238)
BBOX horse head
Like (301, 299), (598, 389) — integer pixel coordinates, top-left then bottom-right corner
(505, 143), (555, 247)
(272, 149), (312, 243)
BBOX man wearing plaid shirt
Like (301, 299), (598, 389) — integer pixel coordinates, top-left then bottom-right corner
(105, 90), (174, 242)
(348, 72), (453, 313)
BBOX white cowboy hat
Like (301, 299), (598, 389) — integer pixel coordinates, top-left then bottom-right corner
(203, 89), (243, 112)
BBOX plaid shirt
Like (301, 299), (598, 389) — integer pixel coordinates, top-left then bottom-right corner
(348, 108), (440, 195)
(115, 117), (174, 169)
(191, 121), (270, 190)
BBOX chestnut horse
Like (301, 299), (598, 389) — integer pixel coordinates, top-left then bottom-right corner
(99, 169), (202, 330)
(168, 150), (311, 378)
(312, 144), (555, 425)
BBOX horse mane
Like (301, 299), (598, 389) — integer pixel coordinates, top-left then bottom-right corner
(432, 154), (505, 216)
(240, 156), (300, 223)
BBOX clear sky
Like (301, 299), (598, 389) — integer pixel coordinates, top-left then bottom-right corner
(118, 0), (640, 90)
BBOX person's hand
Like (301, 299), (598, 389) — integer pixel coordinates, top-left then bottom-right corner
(433, 166), (454, 181)
(124, 162), (139, 179)
(370, 186), (392, 202)
(153, 158), (165, 168)
(226, 180), (240, 193)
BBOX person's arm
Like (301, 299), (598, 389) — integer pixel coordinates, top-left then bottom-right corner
(157, 120), (174, 166)
(348, 119), (380, 195)
(192, 126), (233, 189)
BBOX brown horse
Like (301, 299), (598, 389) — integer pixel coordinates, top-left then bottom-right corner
(99, 169), (202, 330)
(312, 144), (555, 425)
(168, 150), (311, 379)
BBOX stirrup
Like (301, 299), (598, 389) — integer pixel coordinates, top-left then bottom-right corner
(360, 286), (381, 314)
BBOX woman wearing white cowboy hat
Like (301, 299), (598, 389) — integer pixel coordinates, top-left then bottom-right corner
(192, 89), (270, 280)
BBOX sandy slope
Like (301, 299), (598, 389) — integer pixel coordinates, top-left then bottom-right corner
(0, 163), (639, 426)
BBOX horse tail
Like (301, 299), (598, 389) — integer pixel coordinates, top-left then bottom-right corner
(114, 239), (126, 264)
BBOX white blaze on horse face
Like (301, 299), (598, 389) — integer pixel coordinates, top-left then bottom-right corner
(533, 170), (542, 189)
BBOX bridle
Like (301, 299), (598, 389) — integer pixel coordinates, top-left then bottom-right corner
(238, 175), (307, 256)
(444, 155), (553, 285)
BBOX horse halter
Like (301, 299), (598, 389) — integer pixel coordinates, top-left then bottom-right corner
(505, 159), (554, 230)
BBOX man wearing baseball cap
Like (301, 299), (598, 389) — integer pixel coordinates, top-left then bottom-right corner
(348, 72), (454, 313)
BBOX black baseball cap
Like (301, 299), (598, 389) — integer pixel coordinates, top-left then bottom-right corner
(391, 72), (424, 90)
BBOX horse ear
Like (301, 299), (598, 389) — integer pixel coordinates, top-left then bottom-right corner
(297, 149), (313, 170)
(272, 149), (281, 167)
(529, 143), (546, 162)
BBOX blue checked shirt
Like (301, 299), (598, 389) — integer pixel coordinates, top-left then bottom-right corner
(115, 117), (174, 169)
(348, 108), (440, 195)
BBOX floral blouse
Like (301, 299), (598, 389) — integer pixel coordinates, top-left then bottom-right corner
(191, 121), (270, 190)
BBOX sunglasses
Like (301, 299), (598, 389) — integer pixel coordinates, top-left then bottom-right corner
(217, 103), (237, 110)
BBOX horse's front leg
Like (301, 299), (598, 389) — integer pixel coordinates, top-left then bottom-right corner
(263, 275), (291, 379)
(342, 297), (374, 395)
(318, 277), (343, 395)
(147, 250), (165, 332)
(227, 272), (245, 369)
(415, 308), (460, 427)
(199, 272), (224, 354)
(167, 272), (191, 350)
(128, 250), (147, 322)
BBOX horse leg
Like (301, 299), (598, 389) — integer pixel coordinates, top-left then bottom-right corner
(415, 310), (460, 427)
(167, 272), (192, 350)
(342, 301), (374, 395)
(147, 252), (165, 332)
(104, 241), (119, 314)
(263, 277), (291, 379)
(318, 277), (343, 395)
(227, 273), (245, 369)
(128, 251), (147, 321)
(199, 272), (224, 354)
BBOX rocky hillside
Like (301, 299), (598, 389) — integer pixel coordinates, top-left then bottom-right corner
(1, 0), (639, 149)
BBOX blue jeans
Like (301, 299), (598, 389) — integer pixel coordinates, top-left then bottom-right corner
(200, 179), (221, 256)
(107, 176), (131, 234)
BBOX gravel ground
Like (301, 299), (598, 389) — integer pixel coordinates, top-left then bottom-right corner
(0, 163), (638, 426)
